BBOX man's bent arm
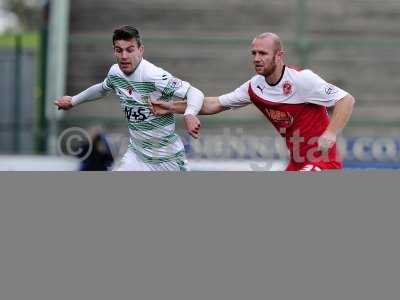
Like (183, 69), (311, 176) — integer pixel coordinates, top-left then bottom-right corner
(172, 97), (229, 115)
(71, 83), (110, 106)
(325, 94), (355, 134)
(317, 94), (355, 152)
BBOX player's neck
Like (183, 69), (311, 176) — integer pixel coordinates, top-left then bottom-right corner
(265, 65), (285, 86)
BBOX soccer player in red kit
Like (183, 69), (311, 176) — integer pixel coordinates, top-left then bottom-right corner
(150, 32), (355, 171)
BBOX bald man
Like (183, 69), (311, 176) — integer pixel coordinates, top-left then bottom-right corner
(151, 32), (355, 171)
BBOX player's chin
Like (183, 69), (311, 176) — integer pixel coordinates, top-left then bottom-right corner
(119, 64), (133, 73)
(254, 66), (264, 74)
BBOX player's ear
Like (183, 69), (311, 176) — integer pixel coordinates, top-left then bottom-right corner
(276, 50), (284, 62)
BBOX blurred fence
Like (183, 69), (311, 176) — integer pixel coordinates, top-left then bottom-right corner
(0, 34), (36, 154)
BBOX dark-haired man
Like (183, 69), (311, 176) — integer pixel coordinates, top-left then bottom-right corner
(55, 26), (204, 171)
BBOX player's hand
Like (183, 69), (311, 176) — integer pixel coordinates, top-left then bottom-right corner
(54, 96), (73, 110)
(184, 114), (201, 139)
(150, 100), (172, 116)
(317, 130), (336, 153)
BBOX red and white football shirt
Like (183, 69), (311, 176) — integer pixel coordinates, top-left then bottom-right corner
(218, 66), (348, 170)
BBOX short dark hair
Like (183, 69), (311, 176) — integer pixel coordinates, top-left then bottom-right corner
(112, 25), (142, 47)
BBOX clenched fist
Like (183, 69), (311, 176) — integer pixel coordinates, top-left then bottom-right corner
(184, 114), (201, 139)
(317, 130), (336, 153)
(54, 96), (74, 110)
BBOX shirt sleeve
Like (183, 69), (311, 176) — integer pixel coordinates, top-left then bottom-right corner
(218, 80), (252, 108)
(102, 65), (116, 91)
(152, 68), (191, 99)
(184, 86), (204, 116)
(71, 83), (109, 106)
(300, 70), (348, 107)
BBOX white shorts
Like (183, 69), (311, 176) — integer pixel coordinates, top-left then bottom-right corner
(113, 149), (187, 171)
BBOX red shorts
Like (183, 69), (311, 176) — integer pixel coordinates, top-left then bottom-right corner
(285, 160), (343, 171)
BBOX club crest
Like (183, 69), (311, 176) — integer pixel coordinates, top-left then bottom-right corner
(282, 81), (292, 96)
(127, 86), (133, 95)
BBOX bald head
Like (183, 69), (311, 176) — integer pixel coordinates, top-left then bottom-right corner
(250, 32), (285, 79)
(254, 32), (283, 53)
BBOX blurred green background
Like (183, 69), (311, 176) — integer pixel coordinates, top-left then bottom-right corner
(1, 0), (400, 170)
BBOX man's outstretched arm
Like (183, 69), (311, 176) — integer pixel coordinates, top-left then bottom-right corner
(151, 97), (230, 116)
(54, 83), (110, 110)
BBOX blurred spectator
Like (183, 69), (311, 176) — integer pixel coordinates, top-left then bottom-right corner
(78, 126), (114, 171)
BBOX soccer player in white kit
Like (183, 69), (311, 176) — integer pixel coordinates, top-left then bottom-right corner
(54, 26), (204, 171)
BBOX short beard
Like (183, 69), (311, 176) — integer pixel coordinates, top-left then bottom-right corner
(263, 61), (276, 77)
